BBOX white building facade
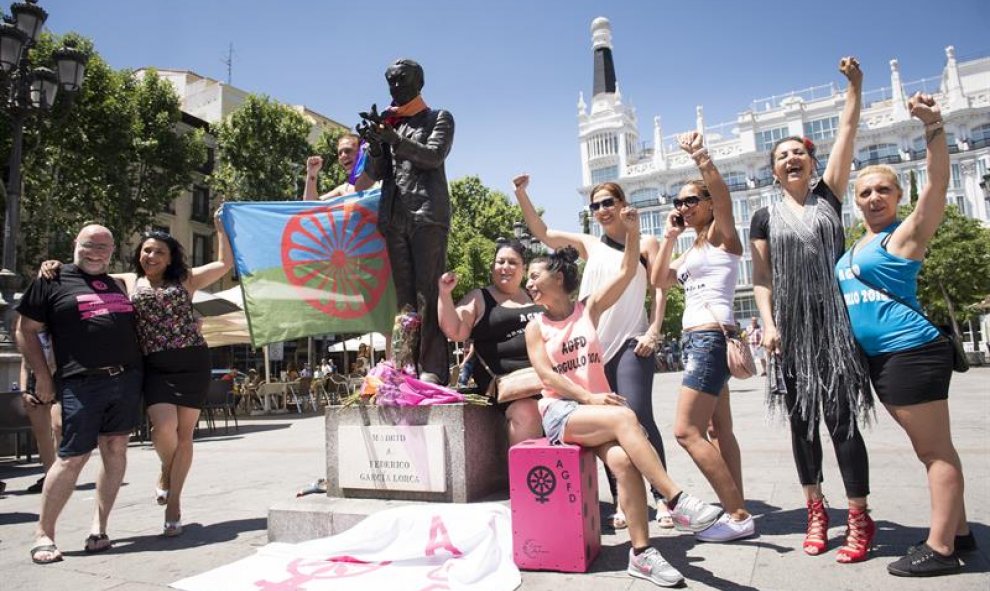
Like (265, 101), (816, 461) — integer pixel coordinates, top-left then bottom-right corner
(577, 17), (990, 349)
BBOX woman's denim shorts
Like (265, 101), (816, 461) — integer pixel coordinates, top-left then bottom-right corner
(680, 330), (730, 396)
(542, 399), (580, 445)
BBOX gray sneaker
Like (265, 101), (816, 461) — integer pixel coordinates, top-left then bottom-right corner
(670, 493), (722, 533)
(627, 547), (684, 588)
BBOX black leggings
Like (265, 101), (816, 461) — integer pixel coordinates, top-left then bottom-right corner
(604, 338), (667, 502)
(783, 373), (870, 499)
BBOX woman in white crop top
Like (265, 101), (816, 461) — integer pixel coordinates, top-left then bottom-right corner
(652, 132), (754, 542)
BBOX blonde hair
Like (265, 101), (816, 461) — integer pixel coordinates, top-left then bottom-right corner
(855, 165), (901, 193)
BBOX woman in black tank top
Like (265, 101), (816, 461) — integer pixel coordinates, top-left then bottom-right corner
(438, 240), (543, 446)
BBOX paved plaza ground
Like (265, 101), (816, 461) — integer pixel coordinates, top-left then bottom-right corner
(1, 368), (988, 590)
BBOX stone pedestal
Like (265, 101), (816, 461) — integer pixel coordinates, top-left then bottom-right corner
(325, 403), (508, 503)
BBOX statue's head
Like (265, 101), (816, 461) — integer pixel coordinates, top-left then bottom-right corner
(385, 59), (424, 106)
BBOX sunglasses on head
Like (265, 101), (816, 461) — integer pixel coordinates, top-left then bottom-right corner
(589, 197), (618, 212)
(672, 195), (709, 209)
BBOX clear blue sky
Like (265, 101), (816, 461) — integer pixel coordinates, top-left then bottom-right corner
(44, 0), (990, 232)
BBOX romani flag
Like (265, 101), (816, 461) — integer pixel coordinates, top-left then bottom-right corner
(222, 188), (396, 347)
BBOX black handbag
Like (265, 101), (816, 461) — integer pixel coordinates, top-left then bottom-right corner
(849, 243), (969, 373)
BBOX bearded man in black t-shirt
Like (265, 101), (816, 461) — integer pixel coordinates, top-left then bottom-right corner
(16, 224), (143, 564)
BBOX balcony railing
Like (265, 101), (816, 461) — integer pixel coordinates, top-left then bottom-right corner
(859, 154), (903, 166)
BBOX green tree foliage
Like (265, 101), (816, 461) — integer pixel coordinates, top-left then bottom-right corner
(845, 204), (990, 324)
(658, 284), (685, 338)
(446, 176), (530, 302)
(4, 33), (205, 272)
(210, 94), (311, 201)
(311, 127), (351, 194)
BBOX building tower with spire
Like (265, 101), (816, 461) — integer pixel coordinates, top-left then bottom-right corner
(577, 17), (640, 193)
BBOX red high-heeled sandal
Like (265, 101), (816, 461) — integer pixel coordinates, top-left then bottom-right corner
(836, 506), (875, 563)
(804, 498), (829, 556)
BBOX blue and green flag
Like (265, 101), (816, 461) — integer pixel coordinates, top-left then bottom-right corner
(221, 189), (396, 347)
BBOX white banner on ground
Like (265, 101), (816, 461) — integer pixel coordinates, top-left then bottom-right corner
(171, 503), (520, 591)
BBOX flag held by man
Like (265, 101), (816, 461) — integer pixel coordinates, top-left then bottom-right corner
(222, 189), (396, 347)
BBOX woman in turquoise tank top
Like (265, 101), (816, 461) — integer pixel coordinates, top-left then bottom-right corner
(838, 93), (972, 577)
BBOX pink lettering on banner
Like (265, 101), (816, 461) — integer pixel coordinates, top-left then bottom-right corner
(254, 556), (391, 590)
(424, 515), (463, 558)
(419, 561), (453, 591)
(77, 293), (133, 320)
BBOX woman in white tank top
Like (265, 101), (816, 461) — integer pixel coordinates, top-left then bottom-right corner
(651, 132), (754, 542)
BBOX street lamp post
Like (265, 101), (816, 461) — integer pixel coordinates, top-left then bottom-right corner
(0, 0), (87, 353)
(512, 220), (548, 256)
(981, 173), (990, 217)
(512, 221), (531, 251)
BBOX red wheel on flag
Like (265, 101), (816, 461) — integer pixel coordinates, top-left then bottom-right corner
(280, 203), (390, 318)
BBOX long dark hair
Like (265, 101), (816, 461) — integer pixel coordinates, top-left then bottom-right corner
(493, 238), (527, 265)
(531, 246), (580, 293)
(132, 231), (190, 283)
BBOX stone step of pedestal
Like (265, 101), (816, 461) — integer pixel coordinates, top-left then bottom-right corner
(268, 495), (510, 544)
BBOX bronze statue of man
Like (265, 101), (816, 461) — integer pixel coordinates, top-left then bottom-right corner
(357, 59), (454, 384)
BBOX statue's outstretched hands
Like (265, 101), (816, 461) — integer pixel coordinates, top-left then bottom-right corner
(358, 103), (383, 125)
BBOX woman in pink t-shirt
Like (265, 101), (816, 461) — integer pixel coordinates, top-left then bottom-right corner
(524, 207), (720, 588)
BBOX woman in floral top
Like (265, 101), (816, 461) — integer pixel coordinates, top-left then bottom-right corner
(41, 212), (232, 537)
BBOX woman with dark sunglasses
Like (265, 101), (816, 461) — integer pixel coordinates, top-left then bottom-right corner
(40, 212), (232, 537)
(513, 173), (673, 530)
(750, 57), (874, 563)
(652, 131), (753, 542)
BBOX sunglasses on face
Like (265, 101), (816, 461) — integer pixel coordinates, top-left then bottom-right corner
(589, 197), (618, 212)
(672, 195), (709, 209)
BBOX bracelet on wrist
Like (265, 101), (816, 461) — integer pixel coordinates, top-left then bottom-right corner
(691, 148), (710, 162)
(924, 120), (944, 131)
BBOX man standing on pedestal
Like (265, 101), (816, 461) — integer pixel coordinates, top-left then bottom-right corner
(357, 59), (454, 384)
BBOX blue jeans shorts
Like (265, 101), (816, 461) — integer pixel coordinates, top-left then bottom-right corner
(57, 368), (144, 457)
(542, 399), (580, 445)
(680, 330), (730, 396)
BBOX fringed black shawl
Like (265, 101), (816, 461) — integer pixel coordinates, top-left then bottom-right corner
(767, 186), (873, 439)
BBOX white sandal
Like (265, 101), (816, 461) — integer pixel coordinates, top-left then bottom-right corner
(656, 503), (675, 529)
(163, 516), (183, 537)
(155, 487), (169, 506)
(610, 512), (628, 530)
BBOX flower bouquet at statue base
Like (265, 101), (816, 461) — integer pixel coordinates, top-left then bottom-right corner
(391, 305), (421, 373)
(341, 307), (488, 407)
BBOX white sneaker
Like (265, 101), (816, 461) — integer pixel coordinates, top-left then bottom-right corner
(627, 547), (684, 588)
(670, 492), (722, 533)
(696, 512), (756, 542)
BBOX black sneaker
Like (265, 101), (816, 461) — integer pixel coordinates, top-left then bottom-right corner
(888, 544), (961, 577)
(26, 477), (45, 494)
(907, 531), (977, 555)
